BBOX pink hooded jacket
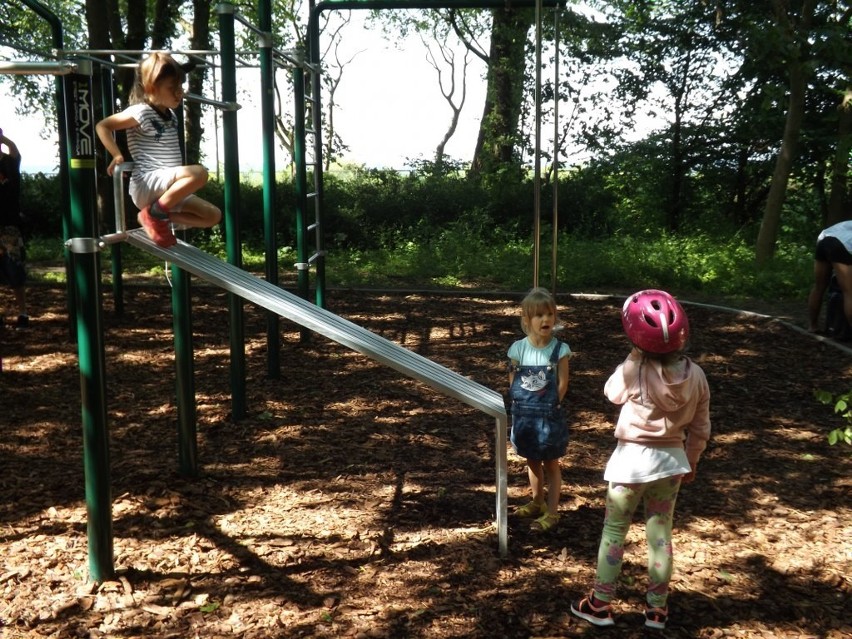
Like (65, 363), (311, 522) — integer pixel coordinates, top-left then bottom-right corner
(604, 349), (711, 468)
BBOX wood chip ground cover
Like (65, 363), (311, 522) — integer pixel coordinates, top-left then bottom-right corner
(0, 285), (850, 638)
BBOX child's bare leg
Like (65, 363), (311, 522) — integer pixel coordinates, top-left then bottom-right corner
(808, 260), (832, 331)
(158, 165), (209, 209)
(13, 286), (26, 317)
(834, 263), (852, 326)
(543, 459), (562, 515)
(170, 197), (222, 228)
(527, 460), (545, 504)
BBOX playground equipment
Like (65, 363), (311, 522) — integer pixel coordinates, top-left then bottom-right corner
(4, 0), (564, 580)
(102, 162), (508, 569)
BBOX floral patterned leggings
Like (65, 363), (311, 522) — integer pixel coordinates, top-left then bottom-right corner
(592, 475), (683, 609)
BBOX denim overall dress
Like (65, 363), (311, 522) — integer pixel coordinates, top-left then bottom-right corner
(509, 341), (568, 461)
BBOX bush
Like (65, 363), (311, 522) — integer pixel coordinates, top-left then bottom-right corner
(814, 390), (852, 447)
(18, 168), (819, 305)
(20, 172), (64, 238)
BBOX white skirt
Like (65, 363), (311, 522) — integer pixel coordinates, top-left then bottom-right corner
(603, 442), (691, 484)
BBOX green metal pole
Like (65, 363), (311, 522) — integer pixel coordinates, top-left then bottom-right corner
(305, 6), (327, 311)
(98, 64), (124, 316)
(63, 61), (114, 582)
(172, 263), (198, 476)
(292, 66), (310, 319)
(21, 0), (112, 585)
(172, 110), (198, 476)
(217, 2), (247, 420)
(258, 0), (280, 377)
(20, 0), (75, 337)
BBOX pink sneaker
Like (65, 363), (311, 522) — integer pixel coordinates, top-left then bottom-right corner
(570, 594), (614, 627)
(137, 208), (176, 247)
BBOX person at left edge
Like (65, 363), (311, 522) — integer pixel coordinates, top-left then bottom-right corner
(0, 128), (29, 329)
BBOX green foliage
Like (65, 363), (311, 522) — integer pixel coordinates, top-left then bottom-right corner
(322, 165), (529, 250)
(0, 1), (87, 128)
(548, 231), (812, 299)
(19, 165), (822, 306)
(814, 390), (852, 448)
(25, 236), (65, 263)
(325, 209), (531, 290)
(317, 224), (814, 302)
(19, 172), (63, 238)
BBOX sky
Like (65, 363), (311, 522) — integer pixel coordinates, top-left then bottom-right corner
(0, 12), (489, 174)
(332, 27), (488, 169)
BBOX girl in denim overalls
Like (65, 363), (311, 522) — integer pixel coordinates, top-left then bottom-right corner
(507, 287), (571, 532)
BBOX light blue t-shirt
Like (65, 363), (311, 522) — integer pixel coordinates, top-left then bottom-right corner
(819, 221), (852, 251)
(508, 336), (572, 366)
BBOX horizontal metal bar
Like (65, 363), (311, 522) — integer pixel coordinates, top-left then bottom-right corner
(0, 60), (77, 75)
(233, 11), (266, 37)
(122, 231), (509, 558)
(183, 93), (241, 111)
(315, 0), (563, 12)
(61, 48), (220, 57)
(98, 232), (129, 247)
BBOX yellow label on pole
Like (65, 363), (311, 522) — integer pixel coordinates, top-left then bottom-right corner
(70, 158), (96, 169)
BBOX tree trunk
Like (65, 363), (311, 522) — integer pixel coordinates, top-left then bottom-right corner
(665, 48), (694, 233)
(186, 0), (213, 166)
(728, 144), (750, 226)
(106, 0), (124, 49)
(151, 0), (177, 50)
(120, 0), (148, 101)
(826, 87), (851, 225)
(755, 62), (806, 264)
(125, 1), (147, 52)
(668, 93), (685, 232)
(85, 0), (111, 50)
(469, 7), (532, 178)
(755, 0), (817, 265)
(427, 37), (468, 169)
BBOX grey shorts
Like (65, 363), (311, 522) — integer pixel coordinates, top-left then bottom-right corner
(129, 167), (195, 211)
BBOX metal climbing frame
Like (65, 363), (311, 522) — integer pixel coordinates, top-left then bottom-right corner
(5, 0), (513, 584)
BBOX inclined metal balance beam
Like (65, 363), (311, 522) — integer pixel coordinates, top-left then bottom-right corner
(122, 230), (511, 555)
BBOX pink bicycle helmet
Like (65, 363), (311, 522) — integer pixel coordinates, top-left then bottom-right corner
(621, 289), (689, 354)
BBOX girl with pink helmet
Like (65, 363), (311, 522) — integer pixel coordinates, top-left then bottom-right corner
(571, 289), (711, 630)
